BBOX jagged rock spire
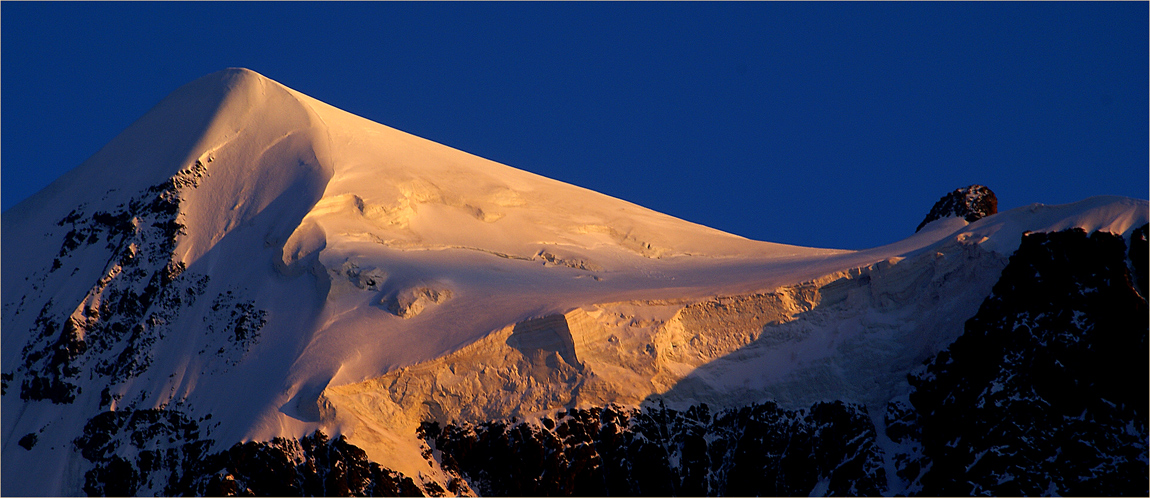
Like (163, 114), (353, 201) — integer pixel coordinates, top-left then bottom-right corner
(916, 185), (998, 232)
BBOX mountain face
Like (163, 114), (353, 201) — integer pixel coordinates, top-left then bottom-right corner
(2, 69), (1147, 496)
(897, 226), (1148, 495)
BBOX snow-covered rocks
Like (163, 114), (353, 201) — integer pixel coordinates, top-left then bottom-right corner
(381, 284), (453, 318)
(330, 261), (389, 292)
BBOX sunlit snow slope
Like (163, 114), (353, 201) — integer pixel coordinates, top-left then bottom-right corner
(3, 69), (1146, 495)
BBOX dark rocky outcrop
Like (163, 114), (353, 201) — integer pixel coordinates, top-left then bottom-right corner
(173, 432), (424, 497)
(422, 401), (886, 496)
(73, 408), (425, 497)
(18, 433), (38, 451)
(9, 160), (272, 407)
(74, 409), (212, 496)
(915, 185), (998, 232)
(1129, 223), (1147, 298)
(13, 162), (213, 404)
(900, 226), (1149, 496)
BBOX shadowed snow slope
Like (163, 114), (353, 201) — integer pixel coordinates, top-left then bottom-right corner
(3, 69), (1147, 495)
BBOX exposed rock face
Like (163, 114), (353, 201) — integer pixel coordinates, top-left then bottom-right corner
(73, 409), (212, 496)
(72, 408), (427, 496)
(15, 162), (212, 405)
(422, 401), (886, 496)
(6, 159), (273, 408)
(175, 432), (426, 497)
(1130, 223), (1147, 298)
(916, 185), (998, 232)
(896, 225), (1149, 496)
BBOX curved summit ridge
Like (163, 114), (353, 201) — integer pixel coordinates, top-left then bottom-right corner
(4, 66), (845, 271)
(2, 69), (1148, 495)
(169, 69), (337, 266)
(2, 69), (336, 276)
(285, 74), (846, 263)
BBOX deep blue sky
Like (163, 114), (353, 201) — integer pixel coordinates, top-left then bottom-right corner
(3, 2), (1147, 250)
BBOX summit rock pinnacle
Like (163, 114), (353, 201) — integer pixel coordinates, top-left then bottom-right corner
(916, 185), (998, 232)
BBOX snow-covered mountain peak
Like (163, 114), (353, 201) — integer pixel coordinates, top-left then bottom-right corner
(3, 69), (1147, 496)
(63, 68), (848, 268)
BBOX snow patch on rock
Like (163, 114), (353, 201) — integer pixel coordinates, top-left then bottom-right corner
(381, 285), (453, 319)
